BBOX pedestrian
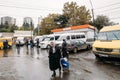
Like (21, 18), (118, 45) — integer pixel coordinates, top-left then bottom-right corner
(3, 40), (9, 57)
(16, 40), (21, 54)
(30, 39), (34, 48)
(36, 39), (39, 48)
(25, 39), (29, 49)
(62, 39), (68, 58)
(3, 40), (8, 50)
(48, 42), (61, 77)
(25, 39), (29, 55)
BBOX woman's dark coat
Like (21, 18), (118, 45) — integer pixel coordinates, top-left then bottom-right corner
(48, 45), (61, 71)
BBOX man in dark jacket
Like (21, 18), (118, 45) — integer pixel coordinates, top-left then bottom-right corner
(3, 40), (9, 57)
(62, 39), (68, 58)
(16, 40), (21, 54)
(3, 40), (8, 50)
(48, 42), (61, 77)
(30, 39), (34, 48)
(25, 39), (29, 49)
(36, 39), (39, 48)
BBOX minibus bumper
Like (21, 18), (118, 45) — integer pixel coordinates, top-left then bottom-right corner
(93, 51), (120, 61)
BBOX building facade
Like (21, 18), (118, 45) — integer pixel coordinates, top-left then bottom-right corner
(23, 17), (33, 25)
(14, 30), (33, 38)
(51, 24), (98, 41)
(1, 16), (16, 25)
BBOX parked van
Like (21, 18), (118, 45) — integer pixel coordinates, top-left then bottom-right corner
(40, 33), (86, 49)
(40, 34), (60, 48)
(16, 37), (25, 46)
(55, 33), (86, 47)
(34, 36), (43, 46)
(92, 25), (120, 61)
(0, 37), (13, 49)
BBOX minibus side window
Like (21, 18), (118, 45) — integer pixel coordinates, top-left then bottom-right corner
(81, 35), (85, 38)
(71, 35), (75, 39)
(67, 36), (70, 40)
(76, 35), (80, 39)
(58, 35), (66, 41)
(55, 36), (60, 40)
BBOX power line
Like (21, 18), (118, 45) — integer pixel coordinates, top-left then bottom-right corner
(94, 2), (120, 10)
(110, 17), (120, 20)
(0, 4), (61, 12)
(0, 13), (42, 18)
(95, 9), (120, 14)
(94, 6), (120, 13)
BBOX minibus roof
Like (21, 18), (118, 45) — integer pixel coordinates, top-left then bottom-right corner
(100, 25), (120, 32)
(59, 33), (85, 35)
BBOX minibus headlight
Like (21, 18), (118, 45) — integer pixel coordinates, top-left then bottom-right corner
(112, 49), (120, 52)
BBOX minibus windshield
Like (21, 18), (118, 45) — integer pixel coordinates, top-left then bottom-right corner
(42, 37), (50, 41)
(97, 30), (120, 40)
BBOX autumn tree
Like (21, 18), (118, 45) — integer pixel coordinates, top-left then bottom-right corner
(54, 15), (68, 28)
(90, 15), (116, 31)
(63, 1), (91, 26)
(0, 21), (18, 32)
(40, 14), (59, 35)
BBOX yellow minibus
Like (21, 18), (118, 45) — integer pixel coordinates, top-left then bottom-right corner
(92, 25), (120, 61)
(0, 37), (13, 49)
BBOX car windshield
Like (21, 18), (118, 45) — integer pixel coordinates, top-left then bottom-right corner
(57, 35), (67, 41)
(97, 30), (120, 40)
(50, 37), (54, 41)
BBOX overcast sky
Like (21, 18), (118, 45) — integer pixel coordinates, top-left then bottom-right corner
(0, 0), (120, 27)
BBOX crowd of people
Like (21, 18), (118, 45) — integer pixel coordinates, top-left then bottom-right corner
(2, 38), (69, 78)
(16, 38), (40, 48)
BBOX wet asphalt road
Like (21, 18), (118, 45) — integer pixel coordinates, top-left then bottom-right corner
(0, 45), (120, 80)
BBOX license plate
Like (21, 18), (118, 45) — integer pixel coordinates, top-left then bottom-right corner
(98, 54), (108, 57)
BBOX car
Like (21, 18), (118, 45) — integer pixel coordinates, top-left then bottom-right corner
(67, 40), (91, 53)
(40, 34), (60, 49)
(34, 36), (43, 47)
(16, 37), (25, 46)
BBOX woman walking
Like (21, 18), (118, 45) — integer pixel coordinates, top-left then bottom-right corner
(48, 42), (61, 77)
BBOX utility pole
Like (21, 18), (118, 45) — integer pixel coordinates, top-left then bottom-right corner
(38, 16), (42, 35)
(30, 20), (33, 38)
(89, 0), (95, 41)
(89, 0), (95, 21)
